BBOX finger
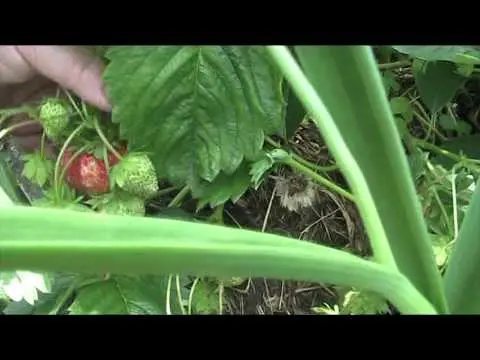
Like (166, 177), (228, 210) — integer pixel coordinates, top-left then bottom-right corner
(16, 46), (111, 112)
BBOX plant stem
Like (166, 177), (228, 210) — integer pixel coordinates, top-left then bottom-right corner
(293, 152), (338, 172)
(208, 204), (224, 224)
(412, 109), (447, 142)
(266, 45), (400, 280)
(152, 186), (180, 199)
(0, 120), (39, 142)
(54, 123), (86, 199)
(0, 106), (36, 127)
(166, 274), (173, 315)
(93, 117), (123, 160)
(59, 145), (89, 186)
(40, 132), (46, 159)
(188, 277), (200, 315)
(49, 280), (79, 315)
(413, 138), (480, 167)
(378, 60), (411, 71)
(265, 136), (338, 172)
(167, 186), (190, 208)
(282, 156), (355, 202)
(175, 275), (186, 315)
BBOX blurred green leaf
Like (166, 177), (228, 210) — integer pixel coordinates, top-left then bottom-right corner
(408, 148), (428, 182)
(431, 134), (480, 169)
(444, 180), (480, 313)
(390, 96), (413, 123)
(393, 46), (480, 65)
(456, 120), (472, 136)
(285, 85), (307, 139)
(413, 61), (468, 114)
(430, 234), (451, 268)
(455, 63), (474, 77)
(438, 114), (457, 131)
(382, 71), (401, 95)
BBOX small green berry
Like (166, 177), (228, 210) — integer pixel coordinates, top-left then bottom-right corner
(111, 154), (159, 199)
(38, 99), (70, 140)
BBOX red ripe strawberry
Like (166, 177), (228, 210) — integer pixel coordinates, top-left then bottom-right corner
(61, 146), (126, 195)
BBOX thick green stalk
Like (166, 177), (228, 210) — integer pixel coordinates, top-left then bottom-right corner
(0, 206), (436, 314)
(266, 45), (448, 314)
(266, 47), (397, 267)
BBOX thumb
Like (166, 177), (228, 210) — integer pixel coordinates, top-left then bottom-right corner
(16, 46), (111, 111)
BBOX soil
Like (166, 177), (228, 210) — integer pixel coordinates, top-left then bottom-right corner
(222, 120), (371, 315)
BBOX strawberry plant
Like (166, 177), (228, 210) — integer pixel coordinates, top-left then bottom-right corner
(2, 45), (480, 314)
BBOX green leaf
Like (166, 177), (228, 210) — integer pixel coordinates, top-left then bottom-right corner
(190, 162), (252, 209)
(0, 271), (51, 305)
(284, 84), (306, 139)
(393, 46), (480, 65)
(438, 114), (457, 130)
(0, 152), (26, 204)
(341, 289), (390, 315)
(0, 206), (437, 314)
(69, 275), (168, 314)
(382, 71), (400, 95)
(394, 116), (409, 140)
(430, 234), (451, 268)
(413, 61), (468, 114)
(249, 149), (289, 189)
(444, 180), (480, 313)
(104, 46), (285, 186)
(431, 134), (480, 169)
(190, 279), (219, 314)
(456, 120), (472, 136)
(21, 151), (54, 188)
(390, 96), (413, 123)
(275, 45), (446, 312)
(455, 63), (474, 77)
(408, 148), (428, 182)
(2, 299), (34, 314)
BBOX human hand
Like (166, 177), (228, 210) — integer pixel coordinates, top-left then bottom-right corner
(0, 46), (110, 153)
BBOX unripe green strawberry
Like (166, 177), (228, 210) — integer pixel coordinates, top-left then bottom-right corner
(97, 193), (145, 216)
(38, 99), (70, 140)
(111, 153), (159, 199)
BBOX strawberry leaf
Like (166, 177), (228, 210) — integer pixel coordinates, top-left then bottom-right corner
(250, 149), (289, 189)
(413, 60), (468, 114)
(21, 151), (54, 187)
(103, 46), (285, 186)
(190, 279), (220, 314)
(190, 162), (252, 209)
(68, 275), (170, 314)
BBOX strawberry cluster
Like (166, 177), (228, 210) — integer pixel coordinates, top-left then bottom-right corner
(35, 97), (160, 216)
